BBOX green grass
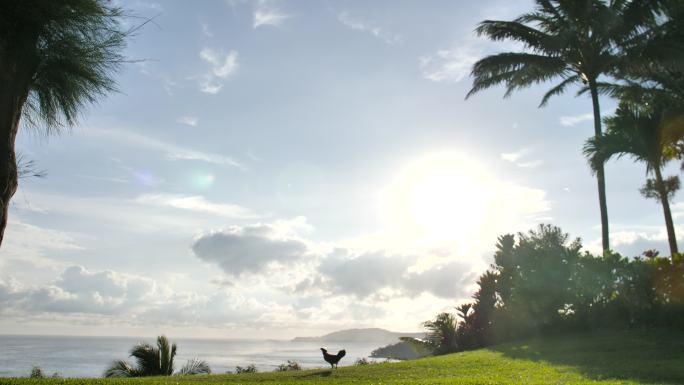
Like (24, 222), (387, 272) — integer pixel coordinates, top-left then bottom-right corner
(2, 329), (683, 385)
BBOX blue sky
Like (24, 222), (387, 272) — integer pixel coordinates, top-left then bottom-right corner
(1, 0), (681, 338)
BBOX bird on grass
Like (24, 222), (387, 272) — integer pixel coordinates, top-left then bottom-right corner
(320, 348), (346, 369)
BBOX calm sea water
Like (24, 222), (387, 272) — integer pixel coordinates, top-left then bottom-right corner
(0, 335), (382, 378)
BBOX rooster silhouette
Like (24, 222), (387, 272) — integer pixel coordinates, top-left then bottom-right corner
(320, 348), (346, 369)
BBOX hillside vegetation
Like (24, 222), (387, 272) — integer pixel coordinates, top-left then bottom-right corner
(2, 329), (682, 385)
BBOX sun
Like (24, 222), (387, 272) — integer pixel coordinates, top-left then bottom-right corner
(383, 152), (494, 247)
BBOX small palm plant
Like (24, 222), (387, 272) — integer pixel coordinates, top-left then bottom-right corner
(104, 335), (210, 377)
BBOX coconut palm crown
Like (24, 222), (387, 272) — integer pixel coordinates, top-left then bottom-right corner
(104, 335), (210, 378)
(466, 0), (665, 253)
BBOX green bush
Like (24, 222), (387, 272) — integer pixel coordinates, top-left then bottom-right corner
(235, 364), (257, 373)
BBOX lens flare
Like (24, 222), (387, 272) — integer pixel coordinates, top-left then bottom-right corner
(192, 173), (215, 189)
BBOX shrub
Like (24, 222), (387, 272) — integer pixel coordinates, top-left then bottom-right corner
(354, 358), (378, 366)
(29, 367), (44, 378)
(235, 364), (258, 373)
(275, 360), (301, 372)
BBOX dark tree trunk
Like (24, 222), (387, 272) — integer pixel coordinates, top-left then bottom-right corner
(589, 80), (610, 253)
(653, 166), (679, 257)
(0, 81), (25, 248)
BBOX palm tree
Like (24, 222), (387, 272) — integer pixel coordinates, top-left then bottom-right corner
(466, 0), (664, 253)
(584, 102), (680, 256)
(0, 0), (133, 247)
(104, 335), (211, 378)
(422, 312), (459, 355)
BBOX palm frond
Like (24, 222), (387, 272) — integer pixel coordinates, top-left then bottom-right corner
(475, 20), (556, 53)
(539, 75), (580, 107)
(104, 360), (139, 378)
(468, 53), (568, 98)
(130, 342), (160, 376)
(177, 358), (211, 376)
(157, 335), (176, 375)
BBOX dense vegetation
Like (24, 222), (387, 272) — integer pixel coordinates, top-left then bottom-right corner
(1, 329), (682, 384)
(419, 225), (684, 355)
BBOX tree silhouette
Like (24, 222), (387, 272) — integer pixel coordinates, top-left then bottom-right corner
(0, 0), (134, 247)
(584, 102), (680, 256)
(466, 0), (664, 253)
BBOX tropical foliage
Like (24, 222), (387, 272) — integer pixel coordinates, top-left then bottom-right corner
(466, 0), (669, 253)
(584, 102), (681, 255)
(423, 225), (684, 355)
(104, 336), (210, 378)
(0, 0), (132, 247)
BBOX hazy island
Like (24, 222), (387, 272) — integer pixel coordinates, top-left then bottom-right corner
(292, 328), (424, 344)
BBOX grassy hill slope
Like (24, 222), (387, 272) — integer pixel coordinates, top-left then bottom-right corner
(1, 328), (682, 385)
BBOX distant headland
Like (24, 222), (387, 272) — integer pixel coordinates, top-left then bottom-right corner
(291, 328), (424, 344)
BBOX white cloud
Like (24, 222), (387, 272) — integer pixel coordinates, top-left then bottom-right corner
(500, 148), (543, 168)
(585, 225), (684, 256)
(420, 34), (524, 84)
(177, 116), (198, 127)
(198, 48), (239, 94)
(314, 249), (476, 299)
(501, 150), (526, 162)
(0, 266), (276, 328)
(251, 0), (290, 29)
(337, 12), (401, 45)
(87, 128), (243, 168)
(254, 9), (290, 28)
(201, 22), (213, 37)
(1, 218), (83, 269)
(560, 113), (594, 127)
(136, 194), (256, 219)
(419, 47), (479, 83)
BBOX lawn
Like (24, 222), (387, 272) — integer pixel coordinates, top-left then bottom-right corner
(1, 329), (682, 385)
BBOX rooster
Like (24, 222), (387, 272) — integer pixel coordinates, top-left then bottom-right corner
(320, 348), (346, 369)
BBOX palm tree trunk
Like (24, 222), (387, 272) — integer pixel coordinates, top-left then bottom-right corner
(589, 80), (610, 253)
(653, 166), (679, 257)
(0, 85), (25, 248)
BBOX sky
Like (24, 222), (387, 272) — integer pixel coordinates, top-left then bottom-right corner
(1, 0), (682, 339)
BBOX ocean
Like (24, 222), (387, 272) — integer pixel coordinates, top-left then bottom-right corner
(0, 335), (383, 378)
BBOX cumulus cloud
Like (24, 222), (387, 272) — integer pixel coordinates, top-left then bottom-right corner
(136, 194), (256, 219)
(0, 266), (157, 315)
(337, 12), (401, 44)
(312, 249), (477, 299)
(0, 266), (281, 328)
(559, 113), (594, 127)
(198, 48), (239, 94)
(586, 226), (684, 257)
(192, 224), (309, 276)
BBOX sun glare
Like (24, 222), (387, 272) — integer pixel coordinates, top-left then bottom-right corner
(384, 152), (494, 248)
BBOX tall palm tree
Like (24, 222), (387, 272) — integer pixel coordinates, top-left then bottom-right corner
(466, 0), (664, 253)
(0, 0), (132, 247)
(105, 335), (211, 378)
(584, 102), (680, 256)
